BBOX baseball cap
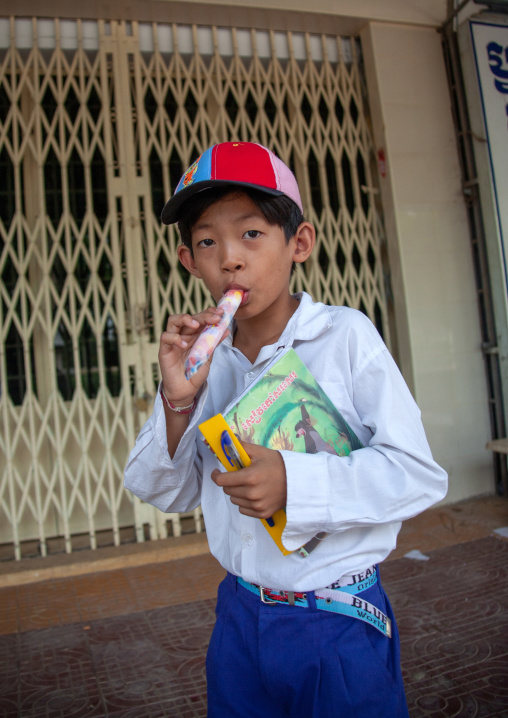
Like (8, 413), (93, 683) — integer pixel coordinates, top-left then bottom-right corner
(161, 141), (303, 224)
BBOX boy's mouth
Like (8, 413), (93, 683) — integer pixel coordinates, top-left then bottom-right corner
(224, 285), (249, 306)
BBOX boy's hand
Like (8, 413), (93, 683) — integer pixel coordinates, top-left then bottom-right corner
(159, 306), (225, 404)
(211, 442), (287, 519)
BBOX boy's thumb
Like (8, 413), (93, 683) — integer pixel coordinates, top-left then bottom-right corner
(240, 440), (263, 460)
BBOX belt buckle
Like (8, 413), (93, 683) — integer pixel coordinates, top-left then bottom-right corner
(259, 586), (278, 604)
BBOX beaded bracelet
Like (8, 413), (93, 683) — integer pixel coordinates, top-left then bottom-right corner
(160, 386), (196, 415)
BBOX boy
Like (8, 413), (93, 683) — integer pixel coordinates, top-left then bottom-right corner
(124, 141), (447, 717)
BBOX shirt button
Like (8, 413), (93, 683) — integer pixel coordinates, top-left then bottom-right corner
(241, 532), (253, 547)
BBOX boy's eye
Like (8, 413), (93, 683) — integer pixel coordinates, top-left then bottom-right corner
(196, 238), (215, 247)
(243, 230), (261, 239)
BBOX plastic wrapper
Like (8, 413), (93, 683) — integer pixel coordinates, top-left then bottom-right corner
(184, 289), (243, 379)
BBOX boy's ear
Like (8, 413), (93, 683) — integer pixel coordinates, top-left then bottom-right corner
(177, 244), (202, 278)
(292, 222), (316, 265)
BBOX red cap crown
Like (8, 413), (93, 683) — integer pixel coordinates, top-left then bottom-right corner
(161, 141), (302, 224)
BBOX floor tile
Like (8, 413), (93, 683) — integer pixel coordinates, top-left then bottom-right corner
(1, 497), (507, 718)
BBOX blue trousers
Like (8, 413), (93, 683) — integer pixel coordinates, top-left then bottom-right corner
(206, 571), (409, 718)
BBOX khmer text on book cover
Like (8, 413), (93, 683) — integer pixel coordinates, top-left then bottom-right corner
(224, 349), (363, 460)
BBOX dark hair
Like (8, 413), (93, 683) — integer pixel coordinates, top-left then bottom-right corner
(176, 186), (305, 253)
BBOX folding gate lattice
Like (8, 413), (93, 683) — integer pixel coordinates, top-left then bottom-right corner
(0, 17), (390, 558)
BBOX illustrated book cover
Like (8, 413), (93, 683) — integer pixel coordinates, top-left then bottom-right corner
(199, 348), (363, 556)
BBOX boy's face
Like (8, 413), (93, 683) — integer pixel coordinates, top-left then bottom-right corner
(177, 192), (314, 323)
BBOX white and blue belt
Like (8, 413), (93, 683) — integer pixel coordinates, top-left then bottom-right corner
(236, 565), (391, 637)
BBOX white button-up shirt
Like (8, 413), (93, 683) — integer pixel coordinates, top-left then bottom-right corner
(124, 293), (447, 591)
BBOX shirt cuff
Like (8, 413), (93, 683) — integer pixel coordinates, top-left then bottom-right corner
(279, 450), (330, 552)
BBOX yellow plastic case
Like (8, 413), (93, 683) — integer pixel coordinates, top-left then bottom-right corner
(198, 413), (291, 555)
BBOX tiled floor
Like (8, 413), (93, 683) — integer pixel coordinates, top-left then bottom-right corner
(385, 536), (508, 717)
(1, 495), (508, 718)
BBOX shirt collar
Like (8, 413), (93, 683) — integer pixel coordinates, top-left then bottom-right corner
(223, 291), (332, 357)
(283, 291), (332, 344)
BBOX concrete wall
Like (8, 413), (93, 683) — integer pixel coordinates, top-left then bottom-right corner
(3, 0), (449, 33)
(155, 0), (449, 28)
(361, 21), (492, 502)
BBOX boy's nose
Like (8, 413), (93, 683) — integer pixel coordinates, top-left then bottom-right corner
(220, 245), (245, 272)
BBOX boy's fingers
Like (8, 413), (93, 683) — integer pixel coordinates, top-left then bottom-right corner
(165, 316), (201, 336)
(223, 492), (275, 519)
(160, 329), (193, 351)
(210, 469), (259, 494)
(211, 469), (268, 503)
(165, 308), (222, 334)
(165, 313), (199, 331)
(229, 500), (268, 517)
(211, 468), (245, 487)
(161, 308), (224, 352)
(214, 477), (267, 508)
(240, 441), (267, 459)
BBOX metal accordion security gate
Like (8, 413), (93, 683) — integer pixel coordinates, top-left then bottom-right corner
(0, 17), (390, 559)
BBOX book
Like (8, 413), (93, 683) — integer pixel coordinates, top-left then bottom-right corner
(199, 348), (363, 556)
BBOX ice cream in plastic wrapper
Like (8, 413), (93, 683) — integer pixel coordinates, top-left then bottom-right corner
(184, 289), (243, 379)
